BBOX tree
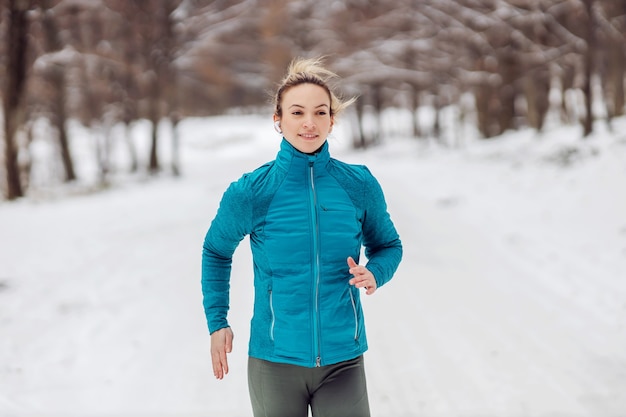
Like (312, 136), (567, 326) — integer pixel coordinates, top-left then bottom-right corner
(581, 0), (597, 137)
(2, 0), (35, 199)
(38, 2), (77, 182)
(597, 0), (626, 126)
(4, 0), (626, 200)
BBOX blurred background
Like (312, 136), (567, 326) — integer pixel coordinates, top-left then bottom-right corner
(1, 0), (625, 199)
(2, 1), (626, 416)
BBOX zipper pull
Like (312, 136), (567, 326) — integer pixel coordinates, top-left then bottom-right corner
(316, 356), (321, 367)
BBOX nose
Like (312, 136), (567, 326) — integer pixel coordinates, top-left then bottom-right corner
(303, 119), (315, 129)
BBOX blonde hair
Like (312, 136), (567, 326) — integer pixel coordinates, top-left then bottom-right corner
(273, 57), (355, 118)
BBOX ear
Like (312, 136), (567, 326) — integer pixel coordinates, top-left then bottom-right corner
(273, 116), (282, 134)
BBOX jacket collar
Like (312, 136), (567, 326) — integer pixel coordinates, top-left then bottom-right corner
(276, 138), (330, 171)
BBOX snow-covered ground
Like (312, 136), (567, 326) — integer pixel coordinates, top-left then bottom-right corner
(1, 113), (625, 417)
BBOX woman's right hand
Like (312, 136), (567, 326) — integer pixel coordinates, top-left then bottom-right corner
(211, 327), (234, 379)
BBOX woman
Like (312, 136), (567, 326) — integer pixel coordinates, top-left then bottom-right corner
(201, 57), (402, 417)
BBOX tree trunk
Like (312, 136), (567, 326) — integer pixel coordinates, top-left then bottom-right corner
(148, 99), (161, 174)
(41, 6), (76, 182)
(371, 83), (383, 145)
(2, 0), (30, 200)
(408, 83), (422, 138)
(497, 53), (518, 133)
(525, 66), (551, 131)
(432, 96), (442, 142)
(352, 96), (367, 149)
(475, 84), (498, 138)
(50, 67), (76, 182)
(148, 78), (161, 174)
(93, 122), (113, 186)
(582, 0), (596, 137)
(148, 117), (159, 174)
(605, 36), (625, 122)
(171, 114), (181, 177)
(560, 65), (576, 124)
(124, 121), (139, 173)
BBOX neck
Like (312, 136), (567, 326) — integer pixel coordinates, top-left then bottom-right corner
(305, 144), (325, 155)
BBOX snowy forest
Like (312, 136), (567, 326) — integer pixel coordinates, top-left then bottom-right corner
(2, 0), (626, 201)
(2, 2), (626, 415)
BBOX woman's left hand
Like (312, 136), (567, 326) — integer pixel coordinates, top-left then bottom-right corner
(347, 257), (377, 295)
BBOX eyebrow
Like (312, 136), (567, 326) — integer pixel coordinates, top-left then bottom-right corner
(289, 104), (329, 109)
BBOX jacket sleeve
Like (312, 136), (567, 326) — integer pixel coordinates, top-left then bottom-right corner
(201, 175), (252, 334)
(360, 167), (402, 288)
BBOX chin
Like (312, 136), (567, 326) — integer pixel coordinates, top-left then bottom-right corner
(287, 137), (324, 154)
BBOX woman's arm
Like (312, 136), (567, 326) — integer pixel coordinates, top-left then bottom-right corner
(201, 177), (252, 378)
(360, 168), (403, 288)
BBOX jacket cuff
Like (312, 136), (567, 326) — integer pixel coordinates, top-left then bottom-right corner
(366, 263), (386, 288)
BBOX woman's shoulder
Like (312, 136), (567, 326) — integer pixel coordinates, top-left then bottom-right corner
(328, 158), (376, 183)
(228, 159), (282, 193)
(327, 158), (388, 206)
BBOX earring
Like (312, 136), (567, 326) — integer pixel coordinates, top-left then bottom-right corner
(274, 121), (282, 134)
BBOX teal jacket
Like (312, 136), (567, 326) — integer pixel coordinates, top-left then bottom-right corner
(202, 139), (402, 367)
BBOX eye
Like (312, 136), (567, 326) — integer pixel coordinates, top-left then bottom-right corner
(317, 111), (327, 116)
(292, 111), (303, 116)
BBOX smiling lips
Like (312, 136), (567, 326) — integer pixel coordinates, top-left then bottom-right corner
(299, 133), (318, 140)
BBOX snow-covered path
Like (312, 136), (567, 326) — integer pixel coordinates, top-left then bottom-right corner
(361, 134), (626, 417)
(366, 186), (625, 417)
(1, 115), (625, 416)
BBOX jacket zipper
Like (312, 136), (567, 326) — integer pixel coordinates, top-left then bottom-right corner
(269, 290), (275, 341)
(309, 160), (322, 367)
(349, 288), (359, 340)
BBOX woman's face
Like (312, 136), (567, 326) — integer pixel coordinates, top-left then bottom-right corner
(275, 83), (334, 154)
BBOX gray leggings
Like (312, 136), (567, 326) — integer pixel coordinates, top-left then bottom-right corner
(248, 355), (371, 417)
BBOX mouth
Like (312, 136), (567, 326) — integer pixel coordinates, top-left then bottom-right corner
(299, 133), (319, 140)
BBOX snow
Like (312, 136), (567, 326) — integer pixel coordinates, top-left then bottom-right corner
(1, 112), (625, 417)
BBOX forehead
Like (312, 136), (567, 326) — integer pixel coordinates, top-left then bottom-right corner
(282, 83), (330, 106)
